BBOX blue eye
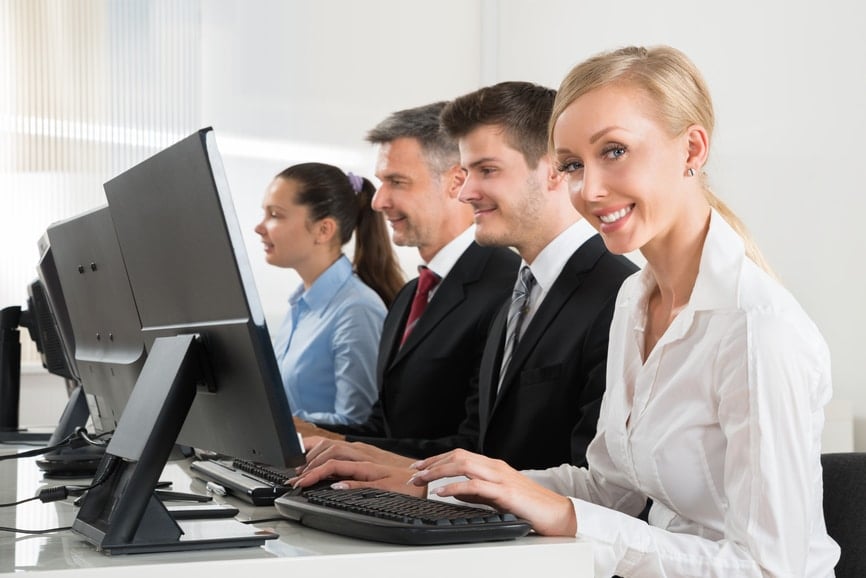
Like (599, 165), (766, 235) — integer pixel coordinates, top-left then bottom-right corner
(557, 160), (583, 173)
(604, 145), (626, 159)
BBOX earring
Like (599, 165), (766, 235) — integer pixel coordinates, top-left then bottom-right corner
(687, 168), (696, 177)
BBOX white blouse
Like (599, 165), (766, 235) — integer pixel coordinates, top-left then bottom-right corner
(524, 210), (840, 577)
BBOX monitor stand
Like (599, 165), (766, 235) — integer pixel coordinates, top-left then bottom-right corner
(71, 334), (277, 555)
(36, 385), (105, 478)
(0, 306), (52, 443)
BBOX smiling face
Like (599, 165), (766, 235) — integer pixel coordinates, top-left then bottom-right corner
(552, 84), (697, 256)
(254, 177), (318, 270)
(457, 124), (548, 259)
(371, 137), (452, 258)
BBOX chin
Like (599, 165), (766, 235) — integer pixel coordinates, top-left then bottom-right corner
(598, 234), (639, 256)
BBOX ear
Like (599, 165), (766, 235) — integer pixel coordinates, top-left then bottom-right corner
(541, 155), (564, 192)
(685, 124), (709, 173)
(445, 164), (466, 199)
(314, 217), (338, 245)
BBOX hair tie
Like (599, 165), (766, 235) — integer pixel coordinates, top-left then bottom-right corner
(346, 172), (364, 194)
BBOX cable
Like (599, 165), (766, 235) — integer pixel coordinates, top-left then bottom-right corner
(0, 428), (113, 462)
(0, 495), (41, 508)
(240, 516), (285, 524)
(0, 454), (120, 508)
(0, 525), (72, 535)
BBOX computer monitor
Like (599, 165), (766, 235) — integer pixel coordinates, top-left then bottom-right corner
(31, 206), (146, 476)
(33, 232), (79, 386)
(68, 128), (304, 554)
(0, 241), (81, 443)
(45, 206), (145, 434)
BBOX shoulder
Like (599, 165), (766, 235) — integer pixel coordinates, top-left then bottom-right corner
(333, 275), (387, 317)
(458, 243), (520, 274)
(565, 236), (640, 294)
(737, 262), (828, 362)
(446, 243), (519, 288)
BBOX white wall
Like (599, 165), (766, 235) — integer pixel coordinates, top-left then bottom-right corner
(14, 0), (866, 449)
(199, 0), (484, 329)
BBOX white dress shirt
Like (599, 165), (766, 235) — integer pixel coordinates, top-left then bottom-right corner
(513, 218), (596, 341)
(524, 210), (840, 577)
(423, 224), (477, 302)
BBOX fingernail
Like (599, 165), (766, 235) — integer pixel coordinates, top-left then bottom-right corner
(330, 482), (349, 490)
(407, 469), (428, 484)
(409, 461), (423, 469)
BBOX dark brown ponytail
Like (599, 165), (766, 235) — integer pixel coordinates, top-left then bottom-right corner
(276, 162), (404, 306)
(351, 177), (404, 306)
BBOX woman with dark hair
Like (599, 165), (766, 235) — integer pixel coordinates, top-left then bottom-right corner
(255, 162), (403, 426)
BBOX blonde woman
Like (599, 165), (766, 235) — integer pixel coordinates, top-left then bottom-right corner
(406, 46), (839, 576)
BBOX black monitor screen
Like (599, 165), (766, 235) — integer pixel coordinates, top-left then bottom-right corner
(103, 127), (301, 467)
(68, 128), (304, 554)
(33, 232), (79, 385)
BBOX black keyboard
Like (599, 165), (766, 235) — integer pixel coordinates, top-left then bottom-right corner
(274, 487), (532, 546)
(190, 458), (293, 506)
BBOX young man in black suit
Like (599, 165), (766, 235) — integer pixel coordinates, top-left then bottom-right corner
(293, 82), (637, 488)
(294, 102), (520, 450)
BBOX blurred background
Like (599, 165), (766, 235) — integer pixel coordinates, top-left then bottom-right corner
(2, 0), (863, 449)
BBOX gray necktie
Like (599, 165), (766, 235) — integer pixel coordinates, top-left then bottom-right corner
(499, 266), (535, 390)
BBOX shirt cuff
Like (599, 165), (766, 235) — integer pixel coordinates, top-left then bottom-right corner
(572, 497), (647, 577)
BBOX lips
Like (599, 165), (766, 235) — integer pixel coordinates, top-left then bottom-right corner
(385, 214), (407, 227)
(471, 204), (496, 219)
(597, 204), (633, 224)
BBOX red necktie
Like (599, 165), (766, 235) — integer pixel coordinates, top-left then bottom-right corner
(401, 266), (440, 345)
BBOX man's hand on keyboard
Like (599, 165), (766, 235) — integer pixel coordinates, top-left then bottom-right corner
(302, 437), (414, 471)
(288, 459), (426, 498)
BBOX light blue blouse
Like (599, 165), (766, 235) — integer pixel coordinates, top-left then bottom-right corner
(273, 255), (385, 426)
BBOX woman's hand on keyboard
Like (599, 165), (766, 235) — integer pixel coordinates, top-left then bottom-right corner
(302, 437), (414, 471)
(408, 449), (577, 537)
(288, 459), (426, 498)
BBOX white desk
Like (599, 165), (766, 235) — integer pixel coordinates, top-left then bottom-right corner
(0, 447), (593, 577)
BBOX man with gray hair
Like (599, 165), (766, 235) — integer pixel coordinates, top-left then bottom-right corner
(296, 102), (519, 456)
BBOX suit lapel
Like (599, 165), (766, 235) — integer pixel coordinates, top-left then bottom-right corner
(387, 243), (488, 368)
(478, 303), (508, 429)
(377, 281), (415, 383)
(493, 236), (606, 405)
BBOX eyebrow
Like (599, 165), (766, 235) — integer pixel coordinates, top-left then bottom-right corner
(554, 125), (627, 156)
(466, 157), (500, 169)
(377, 172), (409, 181)
(590, 126), (625, 144)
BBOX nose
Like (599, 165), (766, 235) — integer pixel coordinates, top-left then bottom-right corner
(371, 185), (389, 212)
(457, 173), (479, 204)
(576, 167), (606, 203)
(254, 219), (266, 237)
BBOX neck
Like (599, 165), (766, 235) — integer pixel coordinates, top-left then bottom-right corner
(641, 205), (711, 309)
(297, 250), (342, 291)
(418, 218), (472, 263)
(518, 209), (579, 265)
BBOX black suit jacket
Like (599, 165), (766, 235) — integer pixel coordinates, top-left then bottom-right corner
(476, 235), (637, 470)
(321, 242), (519, 456)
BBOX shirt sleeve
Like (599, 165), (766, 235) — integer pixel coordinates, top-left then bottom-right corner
(298, 299), (384, 426)
(543, 310), (835, 578)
